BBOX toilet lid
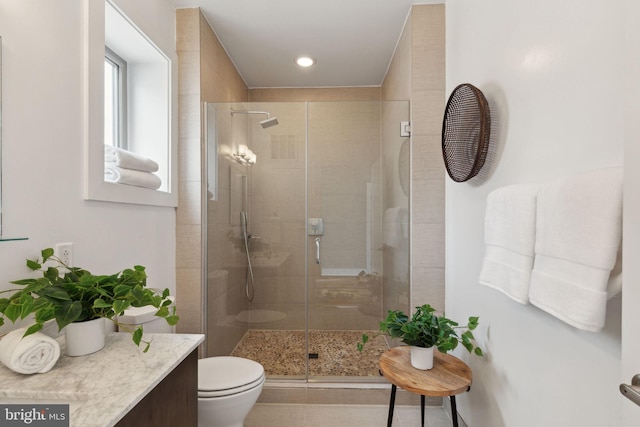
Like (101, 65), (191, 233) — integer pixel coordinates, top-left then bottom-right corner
(198, 357), (265, 392)
(198, 373), (265, 398)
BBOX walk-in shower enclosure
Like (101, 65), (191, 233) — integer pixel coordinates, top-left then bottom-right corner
(204, 101), (410, 382)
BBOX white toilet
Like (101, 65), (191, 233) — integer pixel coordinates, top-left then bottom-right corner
(116, 301), (176, 333)
(197, 356), (265, 427)
(118, 302), (265, 427)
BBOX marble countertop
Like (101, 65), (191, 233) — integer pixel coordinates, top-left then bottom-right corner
(0, 332), (204, 427)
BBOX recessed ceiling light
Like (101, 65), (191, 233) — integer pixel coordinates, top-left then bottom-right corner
(295, 56), (316, 67)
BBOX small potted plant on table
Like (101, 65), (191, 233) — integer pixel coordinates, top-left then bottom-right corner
(359, 304), (482, 370)
(0, 248), (179, 356)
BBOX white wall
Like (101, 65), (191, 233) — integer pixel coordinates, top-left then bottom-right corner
(621, 1), (640, 425)
(0, 0), (177, 334)
(446, 1), (624, 426)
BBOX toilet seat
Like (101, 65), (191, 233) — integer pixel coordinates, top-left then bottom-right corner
(198, 356), (265, 398)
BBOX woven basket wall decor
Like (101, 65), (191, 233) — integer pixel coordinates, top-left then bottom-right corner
(441, 83), (491, 182)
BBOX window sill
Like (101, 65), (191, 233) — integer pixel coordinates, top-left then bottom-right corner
(85, 179), (176, 207)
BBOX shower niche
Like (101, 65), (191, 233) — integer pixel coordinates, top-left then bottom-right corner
(204, 101), (410, 382)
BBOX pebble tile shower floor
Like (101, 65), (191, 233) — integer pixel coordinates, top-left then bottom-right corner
(230, 330), (389, 377)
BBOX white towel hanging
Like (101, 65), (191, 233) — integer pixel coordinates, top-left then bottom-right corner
(479, 184), (538, 304)
(528, 167), (623, 332)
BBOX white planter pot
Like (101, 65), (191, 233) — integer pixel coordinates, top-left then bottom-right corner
(410, 346), (434, 370)
(65, 318), (106, 357)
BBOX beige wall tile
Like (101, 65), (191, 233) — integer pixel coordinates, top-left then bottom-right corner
(176, 8), (248, 342)
(177, 181), (202, 225)
(178, 137), (202, 181)
(411, 267), (445, 311)
(178, 94), (202, 140)
(178, 179), (201, 215)
(412, 178), (445, 224)
(249, 87), (380, 102)
(176, 224), (202, 269)
(176, 267), (202, 296)
(411, 89), (445, 136)
(200, 13), (249, 103)
(255, 387), (439, 407)
(411, 223), (445, 268)
(177, 51), (200, 96)
(175, 266), (202, 334)
(412, 134), (447, 181)
(412, 44), (445, 92)
(258, 388), (308, 404)
(407, 5), (446, 310)
(175, 309), (201, 334)
(176, 8), (200, 51)
(411, 5), (445, 50)
(411, 5), (446, 92)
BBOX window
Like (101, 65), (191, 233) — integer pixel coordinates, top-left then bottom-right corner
(104, 47), (127, 149)
(84, 0), (177, 207)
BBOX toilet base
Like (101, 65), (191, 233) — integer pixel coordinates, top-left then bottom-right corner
(197, 382), (263, 427)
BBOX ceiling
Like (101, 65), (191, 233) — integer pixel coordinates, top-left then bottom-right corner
(169, 0), (440, 88)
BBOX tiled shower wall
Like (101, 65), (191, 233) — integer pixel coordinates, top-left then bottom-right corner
(410, 5), (446, 312)
(245, 92), (386, 332)
(175, 9), (248, 341)
(175, 5), (446, 344)
(383, 5), (446, 312)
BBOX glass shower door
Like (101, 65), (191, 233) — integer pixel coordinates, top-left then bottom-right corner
(231, 102), (309, 379)
(207, 100), (410, 382)
(306, 100), (409, 380)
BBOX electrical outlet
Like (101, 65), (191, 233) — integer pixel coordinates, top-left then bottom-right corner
(55, 242), (73, 267)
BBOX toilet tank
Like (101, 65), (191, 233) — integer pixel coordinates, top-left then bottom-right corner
(117, 297), (175, 334)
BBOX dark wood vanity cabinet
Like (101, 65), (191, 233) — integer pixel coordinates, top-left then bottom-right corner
(115, 350), (198, 427)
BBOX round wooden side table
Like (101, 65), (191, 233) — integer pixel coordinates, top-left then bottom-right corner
(379, 346), (472, 427)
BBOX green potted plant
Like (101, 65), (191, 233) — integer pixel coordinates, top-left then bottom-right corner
(0, 248), (179, 355)
(358, 304), (482, 370)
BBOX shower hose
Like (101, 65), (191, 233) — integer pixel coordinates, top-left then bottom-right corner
(240, 211), (255, 302)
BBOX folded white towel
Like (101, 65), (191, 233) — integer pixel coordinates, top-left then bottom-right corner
(104, 145), (159, 173)
(529, 167), (623, 332)
(105, 164), (162, 190)
(0, 328), (60, 374)
(479, 184), (539, 304)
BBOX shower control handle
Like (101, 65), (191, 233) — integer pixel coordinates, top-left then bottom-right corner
(315, 237), (321, 265)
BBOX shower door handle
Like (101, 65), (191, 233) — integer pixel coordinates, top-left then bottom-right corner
(315, 237), (321, 264)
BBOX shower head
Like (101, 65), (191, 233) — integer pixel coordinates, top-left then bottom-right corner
(259, 116), (279, 128)
(230, 108), (279, 128)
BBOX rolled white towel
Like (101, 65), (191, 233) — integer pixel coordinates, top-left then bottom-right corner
(0, 328), (60, 374)
(104, 164), (162, 190)
(104, 145), (159, 173)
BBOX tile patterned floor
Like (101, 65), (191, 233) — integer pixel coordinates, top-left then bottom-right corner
(231, 330), (389, 377)
(245, 403), (460, 427)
